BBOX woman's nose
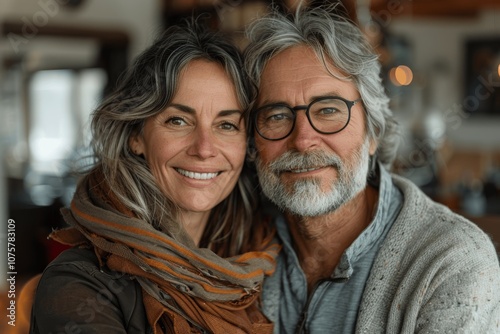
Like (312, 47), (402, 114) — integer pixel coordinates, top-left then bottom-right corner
(187, 127), (217, 159)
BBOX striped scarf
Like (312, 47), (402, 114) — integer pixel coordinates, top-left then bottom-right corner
(51, 170), (280, 333)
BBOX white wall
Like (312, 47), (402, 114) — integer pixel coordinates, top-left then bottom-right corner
(0, 0), (163, 59)
(0, 0), (162, 288)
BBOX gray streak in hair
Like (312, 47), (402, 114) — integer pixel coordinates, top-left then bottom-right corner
(89, 18), (256, 256)
(244, 4), (401, 169)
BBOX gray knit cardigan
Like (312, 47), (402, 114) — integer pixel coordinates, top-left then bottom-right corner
(356, 175), (500, 333)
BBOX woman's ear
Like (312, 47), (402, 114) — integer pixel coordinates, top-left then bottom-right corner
(129, 133), (145, 156)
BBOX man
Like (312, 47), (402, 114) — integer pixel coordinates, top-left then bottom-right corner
(244, 5), (500, 334)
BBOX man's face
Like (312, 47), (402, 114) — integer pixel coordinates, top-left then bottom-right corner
(254, 46), (377, 217)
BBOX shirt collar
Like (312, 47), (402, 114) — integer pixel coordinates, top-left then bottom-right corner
(333, 165), (395, 279)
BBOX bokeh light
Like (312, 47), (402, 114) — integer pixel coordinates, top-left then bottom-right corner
(389, 65), (414, 86)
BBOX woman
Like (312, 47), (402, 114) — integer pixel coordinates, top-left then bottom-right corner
(30, 20), (279, 334)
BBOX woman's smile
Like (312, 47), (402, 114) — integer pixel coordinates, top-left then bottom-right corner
(175, 167), (220, 180)
(130, 59), (246, 217)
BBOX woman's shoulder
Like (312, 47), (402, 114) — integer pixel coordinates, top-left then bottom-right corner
(37, 246), (143, 306)
(32, 247), (148, 334)
(48, 246), (100, 268)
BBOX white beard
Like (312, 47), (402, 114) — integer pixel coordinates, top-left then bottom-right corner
(256, 138), (371, 217)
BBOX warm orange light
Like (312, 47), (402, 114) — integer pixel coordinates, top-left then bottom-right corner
(394, 65), (413, 86)
(498, 63), (500, 77)
(389, 65), (413, 86)
(389, 67), (400, 86)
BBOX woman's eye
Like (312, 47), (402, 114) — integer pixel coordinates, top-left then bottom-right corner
(166, 117), (188, 126)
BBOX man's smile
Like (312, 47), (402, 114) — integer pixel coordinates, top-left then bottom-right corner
(288, 166), (324, 174)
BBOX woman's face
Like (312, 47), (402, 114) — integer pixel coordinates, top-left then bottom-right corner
(130, 59), (246, 222)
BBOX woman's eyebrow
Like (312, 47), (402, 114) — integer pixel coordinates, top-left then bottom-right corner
(218, 109), (243, 117)
(168, 103), (196, 114)
(168, 104), (242, 118)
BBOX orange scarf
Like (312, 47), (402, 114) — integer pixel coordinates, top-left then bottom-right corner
(51, 170), (280, 333)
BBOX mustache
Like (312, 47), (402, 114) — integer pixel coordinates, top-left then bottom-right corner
(267, 150), (342, 174)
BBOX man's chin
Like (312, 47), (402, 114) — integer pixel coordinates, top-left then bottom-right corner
(272, 189), (343, 217)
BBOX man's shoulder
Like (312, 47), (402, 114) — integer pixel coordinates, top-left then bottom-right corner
(387, 174), (498, 264)
(390, 174), (488, 237)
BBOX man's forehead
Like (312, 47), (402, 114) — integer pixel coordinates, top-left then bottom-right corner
(266, 46), (325, 71)
(257, 45), (354, 103)
(260, 45), (351, 85)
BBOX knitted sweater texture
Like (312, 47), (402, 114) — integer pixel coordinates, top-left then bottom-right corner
(356, 175), (500, 333)
(263, 174), (500, 333)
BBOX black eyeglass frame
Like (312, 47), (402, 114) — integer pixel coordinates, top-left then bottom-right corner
(253, 96), (362, 141)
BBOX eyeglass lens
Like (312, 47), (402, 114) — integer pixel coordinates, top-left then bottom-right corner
(256, 97), (350, 140)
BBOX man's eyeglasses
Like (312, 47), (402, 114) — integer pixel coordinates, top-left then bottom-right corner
(254, 96), (362, 141)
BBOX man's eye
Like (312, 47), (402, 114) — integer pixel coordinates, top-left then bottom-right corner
(166, 117), (187, 126)
(270, 114), (284, 121)
(220, 122), (239, 131)
(318, 108), (338, 115)
(267, 113), (291, 122)
(313, 107), (343, 119)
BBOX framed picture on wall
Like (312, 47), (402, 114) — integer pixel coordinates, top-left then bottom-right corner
(464, 38), (500, 116)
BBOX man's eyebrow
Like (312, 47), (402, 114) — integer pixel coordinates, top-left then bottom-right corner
(310, 92), (344, 101)
(257, 92), (345, 107)
(168, 104), (243, 117)
(256, 97), (292, 107)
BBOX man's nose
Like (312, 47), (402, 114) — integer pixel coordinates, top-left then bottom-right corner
(287, 111), (321, 152)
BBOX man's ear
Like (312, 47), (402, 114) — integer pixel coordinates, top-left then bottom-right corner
(246, 136), (257, 162)
(369, 138), (378, 156)
(129, 132), (145, 156)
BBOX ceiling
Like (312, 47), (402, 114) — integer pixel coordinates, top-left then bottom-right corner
(162, 0), (500, 19)
(370, 0), (500, 18)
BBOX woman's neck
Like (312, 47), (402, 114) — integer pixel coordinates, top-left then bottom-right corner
(179, 211), (210, 246)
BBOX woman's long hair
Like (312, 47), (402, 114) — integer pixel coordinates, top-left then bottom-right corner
(90, 19), (259, 256)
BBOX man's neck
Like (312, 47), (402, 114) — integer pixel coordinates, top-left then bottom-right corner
(286, 185), (379, 292)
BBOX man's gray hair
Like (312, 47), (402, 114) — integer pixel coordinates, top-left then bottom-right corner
(244, 5), (400, 169)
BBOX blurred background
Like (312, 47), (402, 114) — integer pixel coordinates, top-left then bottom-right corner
(0, 0), (499, 331)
